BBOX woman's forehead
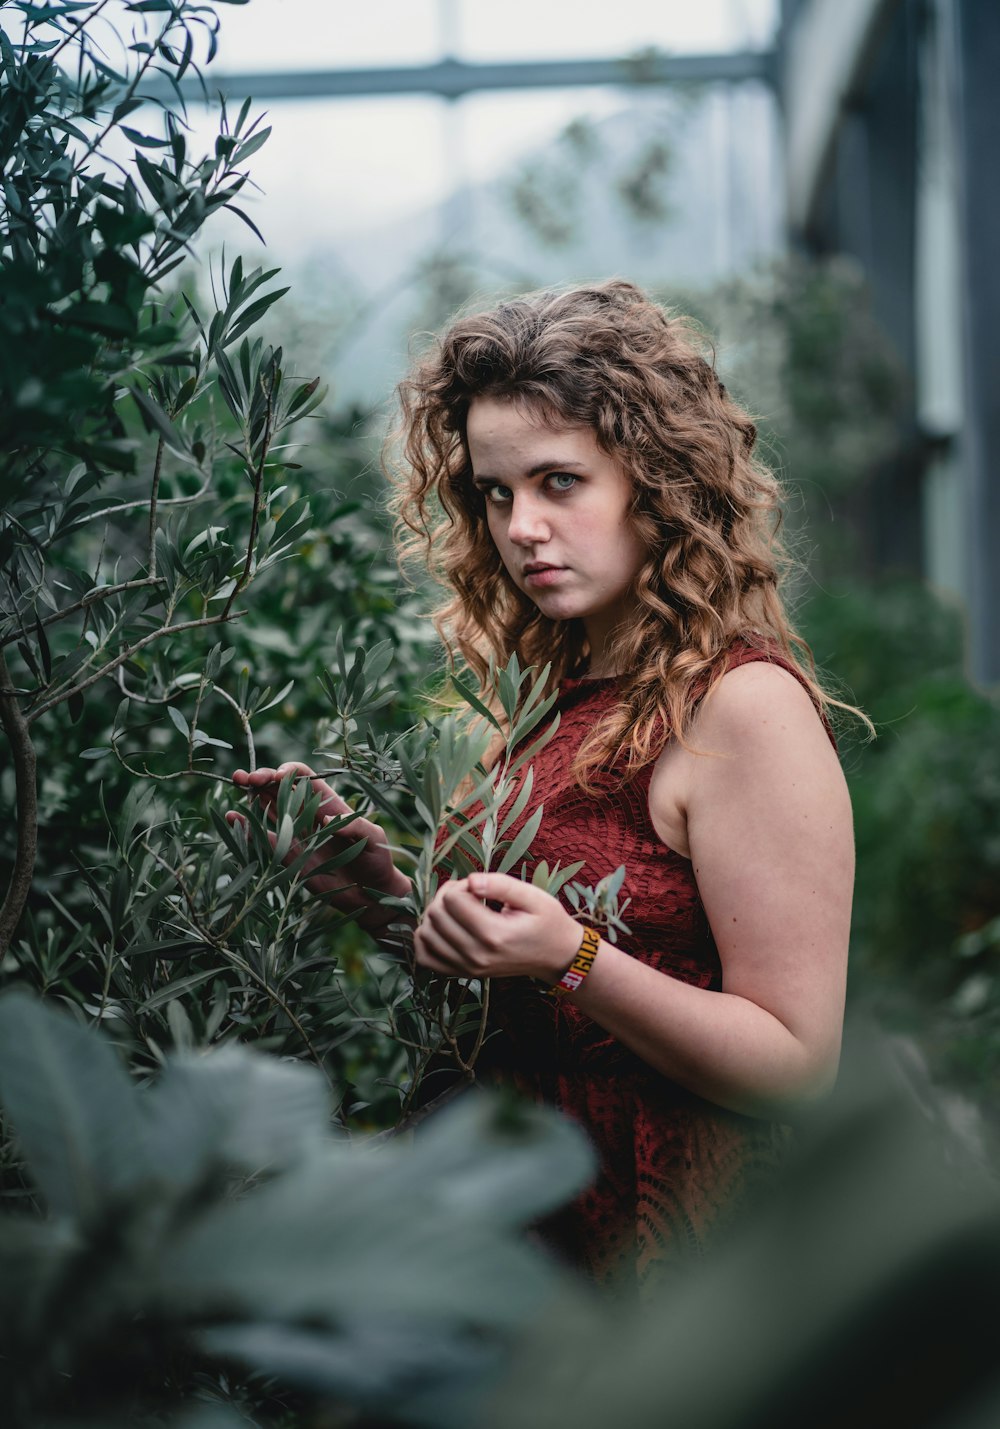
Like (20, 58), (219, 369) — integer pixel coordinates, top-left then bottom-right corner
(466, 395), (587, 446)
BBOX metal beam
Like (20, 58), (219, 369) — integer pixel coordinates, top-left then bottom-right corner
(140, 51), (775, 107)
(781, 0), (901, 235)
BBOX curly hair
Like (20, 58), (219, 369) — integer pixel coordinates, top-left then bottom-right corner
(385, 279), (867, 794)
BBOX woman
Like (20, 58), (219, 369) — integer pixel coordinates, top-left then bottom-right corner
(234, 280), (860, 1296)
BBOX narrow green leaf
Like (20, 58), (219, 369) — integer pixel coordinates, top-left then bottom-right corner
(131, 387), (185, 454)
(498, 765), (535, 838)
(274, 814), (295, 863)
(496, 805), (544, 874)
(167, 704), (189, 738)
(450, 673), (503, 731)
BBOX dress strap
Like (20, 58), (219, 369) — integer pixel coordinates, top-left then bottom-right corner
(719, 638), (838, 751)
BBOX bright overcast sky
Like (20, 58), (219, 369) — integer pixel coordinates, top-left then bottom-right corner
(212, 0), (777, 70)
(178, 0), (779, 251)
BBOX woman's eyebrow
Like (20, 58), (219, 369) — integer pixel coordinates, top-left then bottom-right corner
(471, 459), (586, 487)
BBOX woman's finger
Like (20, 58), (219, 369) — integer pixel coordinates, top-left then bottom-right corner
(423, 904), (470, 955)
(233, 765), (340, 831)
(434, 882), (496, 939)
(414, 922), (468, 974)
(467, 871), (548, 912)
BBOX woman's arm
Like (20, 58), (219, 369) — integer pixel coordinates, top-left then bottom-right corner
(414, 663), (854, 1119)
(570, 662), (852, 1115)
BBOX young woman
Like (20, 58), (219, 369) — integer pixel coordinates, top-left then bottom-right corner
(234, 280), (859, 1297)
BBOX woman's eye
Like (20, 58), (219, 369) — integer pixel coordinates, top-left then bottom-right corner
(549, 472), (577, 492)
(484, 484), (511, 504)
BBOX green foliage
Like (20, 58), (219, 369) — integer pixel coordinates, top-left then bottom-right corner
(489, 1028), (1000, 1429)
(0, 2), (420, 1126)
(0, 989), (593, 1427)
(14, 988), (995, 1429)
(667, 256), (907, 581)
(314, 649), (629, 1108)
(0, 0), (262, 498)
(801, 580), (1000, 1102)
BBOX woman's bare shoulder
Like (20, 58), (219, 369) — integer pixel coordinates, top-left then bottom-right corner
(693, 659), (835, 761)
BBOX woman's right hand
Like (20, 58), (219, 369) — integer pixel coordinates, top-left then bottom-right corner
(229, 762), (412, 933)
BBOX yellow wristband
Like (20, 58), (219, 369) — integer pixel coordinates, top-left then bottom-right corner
(545, 926), (601, 998)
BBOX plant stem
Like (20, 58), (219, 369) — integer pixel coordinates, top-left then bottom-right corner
(0, 649), (38, 957)
(221, 382), (273, 621)
(465, 980), (492, 1071)
(211, 682), (256, 772)
(383, 1078), (473, 1140)
(64, 480), (210, 533)
(0, 578), (166, 650)
(44, 0), (115, 67)
(26, 611), (244, 724)
(148, 436), (164, 578)
(142, 839), (338, 1096)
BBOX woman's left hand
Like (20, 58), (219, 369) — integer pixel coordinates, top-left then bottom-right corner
(414, 871), (583, 983)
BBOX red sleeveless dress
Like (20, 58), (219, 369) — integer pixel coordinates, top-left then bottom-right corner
(474, 642), (835, 1298)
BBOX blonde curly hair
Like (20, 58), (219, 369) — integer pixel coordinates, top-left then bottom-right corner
(386, 279), (865, 794)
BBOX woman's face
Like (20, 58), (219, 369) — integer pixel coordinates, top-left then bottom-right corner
(465, 396), (648, 668)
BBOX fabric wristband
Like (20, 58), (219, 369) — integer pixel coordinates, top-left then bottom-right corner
(545, 925), (601, 998)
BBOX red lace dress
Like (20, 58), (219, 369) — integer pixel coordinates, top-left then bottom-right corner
(474, 643), (835, 1298)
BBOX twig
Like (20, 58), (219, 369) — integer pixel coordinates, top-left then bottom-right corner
(63, 480), (211, 532)
(114, 669), (256, 781)
(108, 730), (232, 784)
(0, 578), (166, 650)
(141, 839), (338, 1094)
(211, 683), (256, 773)
(65, 13), (174, 184)
(221, 382), (273, 620)
(465, 979), (492, 1071)
(186, 668), (208, 770)
(374, 1078), (473, 1142)
(148, 436), (165, 579)
(0, 649), (38, 957)
(44, 0), (115, 67)
(26, 611), (245, 725)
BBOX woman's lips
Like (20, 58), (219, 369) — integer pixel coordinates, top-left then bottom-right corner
(524, 567), (566, 586)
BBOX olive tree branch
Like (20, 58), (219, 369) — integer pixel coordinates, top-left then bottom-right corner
(465, 979), (492, 1071)
(140, 838), (339, 1096)
(148, 436), (164, 579)
(221, 382), (273, 621)
(211, 682), (256, 773)
(66, 13), (177, 185)
(25, 611), (245, 725)
(108, 727), (232, 785)
(114, 667), (256, 777)
(63, 480), (211, 534)
(44, 0), (116, 68)
(0, 649), (38, 957)
(0, 578), (167, 651)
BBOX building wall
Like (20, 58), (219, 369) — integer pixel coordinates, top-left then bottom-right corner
(780, 0), (1000, 684)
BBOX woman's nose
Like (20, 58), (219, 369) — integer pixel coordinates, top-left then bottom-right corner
(507, 493), (549, 545)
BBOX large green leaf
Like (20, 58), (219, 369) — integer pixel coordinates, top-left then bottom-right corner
(150, 1091), (589, 1329)
(145, 1044), (333, 1189)
(196, 1318), (493, 1407)
(0, 1215), (80, 1330)
(0, 992), (147, 1220)
(404, 1090), (595, 1227)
